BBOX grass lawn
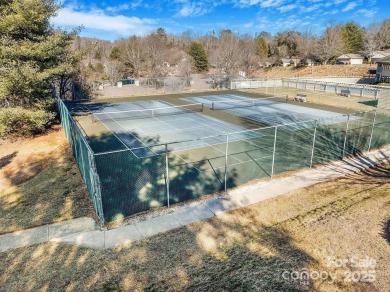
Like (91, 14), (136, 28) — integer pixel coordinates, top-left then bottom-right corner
(0, 126), (95, 235)
(0, 156), (389, 291)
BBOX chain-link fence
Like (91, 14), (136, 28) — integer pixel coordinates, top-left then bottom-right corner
(58, 99), (105, 226)
(230, 78), (384, 103)
(58, 99), (390, 225)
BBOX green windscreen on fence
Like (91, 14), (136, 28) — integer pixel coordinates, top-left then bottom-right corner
(94, 149), (167, 222)
(58, 98), (390, 225)
(58, 99), (104, 225)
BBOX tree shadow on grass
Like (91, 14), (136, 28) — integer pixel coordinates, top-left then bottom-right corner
(0, 145), (95, 235)
(0, 152), (17, 170)
(383, 219), (390, 245)
(0, 208), (317, 291)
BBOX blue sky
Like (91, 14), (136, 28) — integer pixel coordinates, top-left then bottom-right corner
(52, 0), (389, 41)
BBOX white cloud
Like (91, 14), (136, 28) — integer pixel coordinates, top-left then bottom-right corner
(357, 8), (377, 17)
(173, 0), (228, 17)
(243, 22), (254, 28)
(323, 9), (339, 15)
(278, 4), (297, 12)
(236, 0), (285, 8)
(176, 3), (209, 17)
(52, 6), (156, 34)
(342, 2), (358, 12)
(259, 0), (285, 8)
(333, 0), (348, 4)
(106, 4), (130, 13)
(301, 4), (321, 12)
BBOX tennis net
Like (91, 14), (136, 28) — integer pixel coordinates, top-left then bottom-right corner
(91, 103), (204, 123)
(211, 95), (288, 110)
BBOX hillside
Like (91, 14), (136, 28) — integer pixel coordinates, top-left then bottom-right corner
(252, 64), (376, 78)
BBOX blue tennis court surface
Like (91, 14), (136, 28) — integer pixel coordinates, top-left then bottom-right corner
(87, 100), (261, 158)
(182, 94), (353, 130)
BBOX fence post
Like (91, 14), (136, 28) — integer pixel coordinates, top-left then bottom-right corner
(310, 120), (318, 168)
(90, 153), (105, 228)
(342, 115), (351, 159)
(271, 126), (278, 177)
(224, 134), (229, 192)
(165, 144), (170, 207)
(368, 111), (377, 152)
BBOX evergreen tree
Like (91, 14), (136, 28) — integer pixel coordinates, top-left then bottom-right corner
(342, 22), (364, 53)
(188, 42), (209, 72)
(0, 0), (79, 107)
(257, 37), (269, 58)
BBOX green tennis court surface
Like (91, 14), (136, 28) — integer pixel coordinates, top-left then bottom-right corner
(60, 93), (390, 224)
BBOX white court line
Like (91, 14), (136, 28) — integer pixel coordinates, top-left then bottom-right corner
(171, 152), (202, 173)
(97, 112), (158, 157)
(86, 107), (136, 155)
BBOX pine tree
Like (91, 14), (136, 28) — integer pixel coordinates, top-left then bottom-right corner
(188, 42), (209, 72)
(0, 0), (79, 107)
(257, 37), (269, 58)
(342, 22), (364, 53)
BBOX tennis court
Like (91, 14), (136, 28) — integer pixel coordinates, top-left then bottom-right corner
(183, 94), (352, 130)
(59, 92), (390, 224)
(86, 100), (262, 158)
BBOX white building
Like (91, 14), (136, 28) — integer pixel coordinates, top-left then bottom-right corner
(370, 50), (390, 64)
(301, 59), (315, 66)
(375, 56), (390, 83)
(281, 58), (301, 67)
(336, 54), (364, 65)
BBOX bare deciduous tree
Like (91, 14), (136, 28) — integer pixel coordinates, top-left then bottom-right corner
(177, 55), (194, 86)
(361, 23), (381, 64)
(118, 36), (144, 77)
(239, 36), (259, 74)
(316, 25), (344, 64)
(216, 30), (241, 75)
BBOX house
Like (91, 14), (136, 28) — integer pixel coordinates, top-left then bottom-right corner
(281, 58), (291, 67)
(375, 55), (390, 83)
(259, 61), (273, 67)
(336, 54), (364, 65)
(301, 58), (315, 66)
(370, 50), (390, 64)
(289, 58), (301, 66)
(281, 58), (301, 67)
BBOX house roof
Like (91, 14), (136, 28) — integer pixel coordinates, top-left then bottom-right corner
(371, 50), (390, 58)
(337, 54), (364, 59)
(377, 55), (390, 64)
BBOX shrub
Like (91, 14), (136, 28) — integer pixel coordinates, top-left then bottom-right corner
(0, 107), (55, 138)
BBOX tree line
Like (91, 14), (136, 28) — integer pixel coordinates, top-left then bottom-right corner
(79, 20), (390, 82)
(1, 0), (390, 138)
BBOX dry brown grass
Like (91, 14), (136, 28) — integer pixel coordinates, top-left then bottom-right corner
(252, 64), (375, 78)
(0, 126), (95, 235)
(0, 160), (389, 291)
(241, 87), (377, 113)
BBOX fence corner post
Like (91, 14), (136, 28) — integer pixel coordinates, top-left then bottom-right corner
(165, 143), (170, 207)
(224, 134), (229, 192)
(271, 126), (278, 178)
(368, 111), (377, 152)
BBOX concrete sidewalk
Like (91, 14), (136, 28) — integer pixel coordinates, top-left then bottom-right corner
(1, 147), (389, 252)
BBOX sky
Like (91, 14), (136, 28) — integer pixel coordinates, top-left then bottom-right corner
(52, 0), (389, 41)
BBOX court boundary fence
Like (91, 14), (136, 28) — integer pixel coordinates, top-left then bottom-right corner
(229, 78), (390, 107)
(57, 98), (390, 225)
